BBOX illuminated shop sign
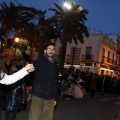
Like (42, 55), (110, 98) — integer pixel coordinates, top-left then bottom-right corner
(80, 62), (95, 66)
(100, 65), (115, 70)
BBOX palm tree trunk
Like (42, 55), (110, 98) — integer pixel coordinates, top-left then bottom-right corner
(3, 29), (10, 52)
(59, 40), (67, 70)
(38, 38), (45, 59)
(38, 36), (50, 59)
(30, 40), (34, 61)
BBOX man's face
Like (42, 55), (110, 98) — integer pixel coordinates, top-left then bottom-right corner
(44, 45), (55, 58)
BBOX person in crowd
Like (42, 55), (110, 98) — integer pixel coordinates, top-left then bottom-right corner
(73, 81), (83, 99)
(0, 84), (3, 120)
(4, 60), (10, 75)
(77, 75), (84, 88)
(90, 73), (98, 97)
(60, 79), (66, 98)
(61, 69), (68, 82)
(64, 72), (74, 99)
(10, 62), (18, 74)
(3, 62), (26, 120)
(67, 72), (74, 81)
(65, 80), (74, 97)
(18, 60), (25, 69)
(28, 43), (59, 120)
(0, 56), (34, 120)
(0, 62), (34, 85)
(3, 80), (26, 120)
(23, 61), (34, 110)
(0, 59), (11, 120)
(74, 75), (86, 99)
(101, 75), (107, 93)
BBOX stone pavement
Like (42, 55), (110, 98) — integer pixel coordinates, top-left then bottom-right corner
(1, 93), (120, 120)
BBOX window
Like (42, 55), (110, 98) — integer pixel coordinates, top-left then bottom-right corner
(102, 48), (105, 61)
(70, 47), (80, 65)
(117, 47), (119, 54)
(112, 54), (114, 64)
(117, 47), (120, 55)
(86, 47), (92, 60)
(112, 54), (114, 60)
(102, 48), (105, 56)
(107, 51), (110, 62)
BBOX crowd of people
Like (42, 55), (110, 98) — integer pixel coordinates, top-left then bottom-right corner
(0, 56), (120, 120)
(0, 56), (34, 120)
(0, 42), (59, 120)
(59, 67), (120, 99)
(0, 43), (120, 120)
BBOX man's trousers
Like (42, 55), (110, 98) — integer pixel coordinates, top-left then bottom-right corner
(28, 95), (54, 120)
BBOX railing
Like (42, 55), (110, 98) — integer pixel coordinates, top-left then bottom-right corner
(116, 64), (120, 70)
(82, 55), (93, 61)
(102, 37), (116, 48)
(102, 56), (116, 65)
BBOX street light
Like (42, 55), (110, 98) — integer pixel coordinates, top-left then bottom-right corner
(15, 37), (19, 43)
(63, 0), (76, 10)
(64, 0), (83, 12)
(14, 37), (20, 56)
(63, 1), (72, 10)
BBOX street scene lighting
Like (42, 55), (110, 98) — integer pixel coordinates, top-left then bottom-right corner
(14, 37), (20, 56)
(63, 2), (72, 10)
(15, 37), (20, 43)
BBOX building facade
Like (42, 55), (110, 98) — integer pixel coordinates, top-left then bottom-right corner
(55, 33), (118, 77)
(108, 34), (120, 77)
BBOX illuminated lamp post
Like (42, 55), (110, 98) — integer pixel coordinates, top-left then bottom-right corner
(14, 37), (20, 57)
(63, 1), (72, 10)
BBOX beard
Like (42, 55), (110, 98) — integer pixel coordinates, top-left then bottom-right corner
(45, 52), (54, 58)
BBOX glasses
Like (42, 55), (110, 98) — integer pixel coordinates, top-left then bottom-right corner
(46, 48), (55, 51)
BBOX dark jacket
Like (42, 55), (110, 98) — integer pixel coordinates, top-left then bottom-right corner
(90, 76), (98, 90)
(3, 81), (26, 111)
(33, 56), (59, 100)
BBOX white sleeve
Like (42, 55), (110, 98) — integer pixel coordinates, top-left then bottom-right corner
(0, 68), (29, 85)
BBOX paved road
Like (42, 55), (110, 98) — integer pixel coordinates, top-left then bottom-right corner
(1, 93), (120, 120)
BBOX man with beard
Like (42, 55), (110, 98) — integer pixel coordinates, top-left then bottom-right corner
(28, 43), (59, 120)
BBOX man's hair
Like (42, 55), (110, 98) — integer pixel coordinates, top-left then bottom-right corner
(43, 42), (55, 50)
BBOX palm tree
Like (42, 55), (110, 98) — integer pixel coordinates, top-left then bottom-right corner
(14, 6), (56, 60)
(49, 2), (89, 69)
(36, 10), (51, 58)
(15, 22), (40, 61)
(27, 9), (57, 58)
(0, 2), (33, 51)
(15, 9), (56, 60)
(0, 26), (5, 51)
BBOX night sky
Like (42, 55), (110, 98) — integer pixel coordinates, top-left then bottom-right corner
(1, 0), (120, 35)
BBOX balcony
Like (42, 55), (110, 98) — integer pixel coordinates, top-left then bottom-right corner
(102, 56), (116, 65)
(116, 64), (120, 70)
(82, 55), (93, 61)
(102, 37), (116, 49)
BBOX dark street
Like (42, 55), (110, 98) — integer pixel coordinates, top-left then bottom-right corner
(1, 93), (120, 120)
